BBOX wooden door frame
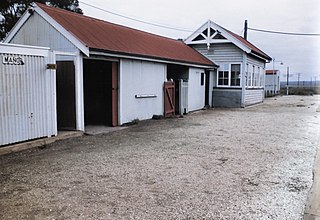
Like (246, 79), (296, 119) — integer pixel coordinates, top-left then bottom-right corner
(111, 62), (119, 126)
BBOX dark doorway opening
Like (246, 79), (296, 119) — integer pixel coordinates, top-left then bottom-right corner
(167, 64), (188, 115)
(83, 59), (113, 126)
(205, 70), (210, 106)
(56, 61), (76, 130)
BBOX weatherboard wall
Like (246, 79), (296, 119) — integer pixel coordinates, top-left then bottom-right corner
(191, 43), (243, 63)
(119, 59), (166, 124)
(244, 89), (264, 106)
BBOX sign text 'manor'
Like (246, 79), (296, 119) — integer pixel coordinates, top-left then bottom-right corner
(2, 55), (25, 65)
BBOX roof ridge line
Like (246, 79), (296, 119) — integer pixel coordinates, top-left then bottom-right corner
(35, 2), (185, 44)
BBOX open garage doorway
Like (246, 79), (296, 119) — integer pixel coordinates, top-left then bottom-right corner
(167, 64), (189, 115)
(83, 59), (118, 127)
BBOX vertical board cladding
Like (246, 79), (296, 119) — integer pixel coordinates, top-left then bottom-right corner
(0, 44), (56, 146)
(119, 59), (166, 124)
(188, 68), (205, 112)
(244, 89), (264, 106)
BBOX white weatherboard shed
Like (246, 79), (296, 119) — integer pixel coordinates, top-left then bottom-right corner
(0, 43), (57, 146)
(265, 70), (280, 96)
(185, 20), (272, 107)
(4, 3), (215, 137)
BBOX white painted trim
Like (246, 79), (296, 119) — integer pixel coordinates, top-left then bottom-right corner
(3, 10), (32, 43)
(84, 56), (119, 62)
(53, 51), (78, 56)
(33, 4), (90, 57)
(75, 53), (85, 131)
(184, 21), (209, 45)
(187, 39), (231, 45)
(89, 51), (216, 69)
(0, 43), (49, 56)
(241, 53), (247, 107)
(209, 70), (214, 107)
(48, 51), (58, 135)
(248, 52), (270, 63)
(118, 59), (123, 125)
(185, 20), (251, 53)
(216, 62), (242, 88)
(5, 3), (90, 57)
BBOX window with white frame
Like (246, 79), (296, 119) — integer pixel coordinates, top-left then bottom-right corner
(246, 63), (264, 88)
(217, 63), (241, 87)
(252, 65), (256, 86)
(247, 64), (252, 87)
(231, 64), (241, 86)
(218, 64), (229, 86)
(259, 67), (264, 87)
(245, 63), (249, 87)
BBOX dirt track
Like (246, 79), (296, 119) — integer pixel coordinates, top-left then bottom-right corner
(1, 95), (320, 219)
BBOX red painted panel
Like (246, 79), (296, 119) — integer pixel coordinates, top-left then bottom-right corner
(164, 82), (175, 118)
(112, 62), (118, 126)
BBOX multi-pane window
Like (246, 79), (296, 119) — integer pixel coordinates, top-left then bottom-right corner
(258, 67), (263, 87)
(252, 65), (256, 86)
(245, 64), (264, 88)
(218, 64), (229, 86)
(245, 64), (249, 87)
(247, 64), (252, 87)
(217, 63), (241, 87)
(231, 64), (241, 86)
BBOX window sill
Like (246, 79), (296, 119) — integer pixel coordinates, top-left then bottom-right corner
(216, 86), (241, 88)
(245, 87), (264, 90)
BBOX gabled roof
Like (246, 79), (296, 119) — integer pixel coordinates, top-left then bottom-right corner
(185, 20), (272, 61)
(16, 3), (215, 67)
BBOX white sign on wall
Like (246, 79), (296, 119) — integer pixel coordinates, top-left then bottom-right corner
(2, 55), (25, 65)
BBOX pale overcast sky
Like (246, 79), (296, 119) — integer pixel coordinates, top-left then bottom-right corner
(79, 0), (320, 81)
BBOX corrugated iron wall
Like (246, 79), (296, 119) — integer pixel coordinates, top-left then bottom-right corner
(0, 45), (57, 146)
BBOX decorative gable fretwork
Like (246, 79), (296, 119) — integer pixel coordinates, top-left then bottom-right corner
(185, 21), (230, 49)
(184, 20), (250, 53)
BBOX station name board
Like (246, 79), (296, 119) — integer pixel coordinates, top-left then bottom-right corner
(2, 55), (25, 65)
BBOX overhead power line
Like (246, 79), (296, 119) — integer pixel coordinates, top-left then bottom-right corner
(248, 27), (320, 36)
(79, 1), (193, 32)
(79, 2), (320, 37)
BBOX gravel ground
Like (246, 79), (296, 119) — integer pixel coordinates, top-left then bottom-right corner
(1, 95), (320, 220)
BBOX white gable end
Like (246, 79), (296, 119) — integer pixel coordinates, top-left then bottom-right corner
(185, 20), (251, 53)
(4, 4), (89, 56)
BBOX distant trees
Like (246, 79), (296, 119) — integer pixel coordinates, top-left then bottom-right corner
(0, 0), (82, 40)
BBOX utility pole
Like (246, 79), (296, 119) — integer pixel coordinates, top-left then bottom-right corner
(286, 66), (290, 95)
(244, 20), (248, 40)
(297, 73), (301, 87)
(272, 58), (275, 95)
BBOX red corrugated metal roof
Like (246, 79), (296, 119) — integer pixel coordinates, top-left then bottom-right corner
(36, 3), (215, 67)
(266, 70), (278, 75)
(226, 29), (271, 61)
